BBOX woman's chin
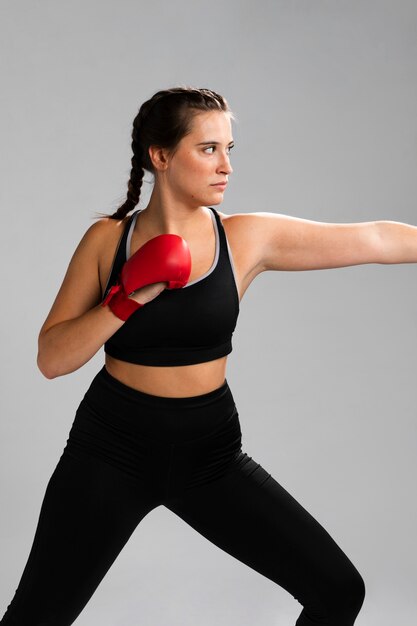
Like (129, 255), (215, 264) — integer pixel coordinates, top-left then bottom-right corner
(208, 192), (225, 206)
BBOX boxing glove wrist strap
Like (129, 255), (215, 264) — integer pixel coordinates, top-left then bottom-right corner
(101, 283), (143, 321)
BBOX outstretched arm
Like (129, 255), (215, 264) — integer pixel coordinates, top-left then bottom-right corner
(237, 212), (417, 272)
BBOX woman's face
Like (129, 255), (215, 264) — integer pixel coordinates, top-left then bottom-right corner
(160, 110), (234, 207)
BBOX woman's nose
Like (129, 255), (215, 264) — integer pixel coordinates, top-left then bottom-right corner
(218, 154), (233, 175)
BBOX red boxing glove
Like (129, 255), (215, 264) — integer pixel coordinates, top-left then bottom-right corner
(102, 234), (192, 321)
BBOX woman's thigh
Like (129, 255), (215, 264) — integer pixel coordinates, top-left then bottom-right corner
(166, 452), (365, 625)
(0, 449), (156, 626)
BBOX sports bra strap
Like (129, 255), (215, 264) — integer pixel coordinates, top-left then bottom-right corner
(102, 210), (140, 302)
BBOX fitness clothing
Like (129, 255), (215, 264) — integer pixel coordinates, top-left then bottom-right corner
(0, 366), (365, 625)
(103, 207), (240, 366)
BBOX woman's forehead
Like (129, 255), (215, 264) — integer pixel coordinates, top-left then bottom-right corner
(188, 111), (233, 140)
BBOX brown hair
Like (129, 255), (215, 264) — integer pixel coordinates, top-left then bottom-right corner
(95, 86), (235, 221)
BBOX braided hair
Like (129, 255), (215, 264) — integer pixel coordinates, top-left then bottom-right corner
(97, 86), (235, 221)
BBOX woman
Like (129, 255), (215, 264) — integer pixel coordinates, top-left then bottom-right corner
(2, 86), (416, 626)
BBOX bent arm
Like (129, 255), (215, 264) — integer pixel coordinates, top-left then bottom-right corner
(37, 304), (123, 379)
(37, 219), (125, 379)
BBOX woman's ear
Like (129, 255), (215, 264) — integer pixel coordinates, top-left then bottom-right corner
(148, 145), (170, 172)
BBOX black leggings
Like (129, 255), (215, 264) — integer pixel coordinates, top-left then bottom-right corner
(1, 366), (365, 625)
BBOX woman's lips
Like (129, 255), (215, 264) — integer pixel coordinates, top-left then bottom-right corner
(212, 183), (227, 189)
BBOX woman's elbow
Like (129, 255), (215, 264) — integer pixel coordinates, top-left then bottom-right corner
(37, 350), (57, 379)
(37, 343), (86, 379)
(37, 334), (61, 379)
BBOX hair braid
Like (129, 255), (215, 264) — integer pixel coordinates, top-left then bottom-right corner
(110, 121), (145, 221)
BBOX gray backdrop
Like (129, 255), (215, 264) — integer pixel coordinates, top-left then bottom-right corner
(1, 1), (416, 624)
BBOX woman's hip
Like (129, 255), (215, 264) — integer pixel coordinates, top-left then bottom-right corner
(60, 365), (243, 499)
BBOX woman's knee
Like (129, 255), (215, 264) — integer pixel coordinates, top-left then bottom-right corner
(324, 564), (366, 623)
(298, 560), (365, 625)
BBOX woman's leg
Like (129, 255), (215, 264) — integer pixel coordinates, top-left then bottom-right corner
(1, 448), (156, 626)
(0, 370), (166, 626)
(1, 447), (157, 626)
(167, 440), (365, 625)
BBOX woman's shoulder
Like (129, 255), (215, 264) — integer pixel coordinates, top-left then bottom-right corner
(214, 209), (259, 240)
(89, 214), (131, 236)
(215, 208), (255, 224)
(87, 214), (132, 254)
(86, 215), (132, 295)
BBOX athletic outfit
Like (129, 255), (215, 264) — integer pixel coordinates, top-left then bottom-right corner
(103, 206), (240, 365)
(1, 208), (365, 625)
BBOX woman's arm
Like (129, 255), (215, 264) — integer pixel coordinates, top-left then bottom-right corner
(38, 219), (168, 379)
(38, 304), (124, 379)
(233, 212), (417, 272)
(37, 220), (124, 379)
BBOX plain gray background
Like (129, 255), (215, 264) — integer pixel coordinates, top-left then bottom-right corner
(1, 1), (416, 624)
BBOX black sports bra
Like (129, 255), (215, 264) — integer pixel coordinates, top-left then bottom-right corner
(102, 207), (240, 366)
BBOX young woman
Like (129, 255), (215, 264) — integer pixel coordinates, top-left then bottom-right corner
(2, 86), (416, 626)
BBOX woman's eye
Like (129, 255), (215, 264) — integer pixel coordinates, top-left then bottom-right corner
(204, 145), (234, 154)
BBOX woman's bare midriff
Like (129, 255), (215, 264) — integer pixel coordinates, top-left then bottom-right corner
(104, 353), (228, 398)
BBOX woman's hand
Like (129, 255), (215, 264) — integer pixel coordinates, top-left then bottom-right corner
(127, 281), (169, 305)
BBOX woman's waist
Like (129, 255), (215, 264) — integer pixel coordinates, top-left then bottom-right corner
(104, 354), (228, 398)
